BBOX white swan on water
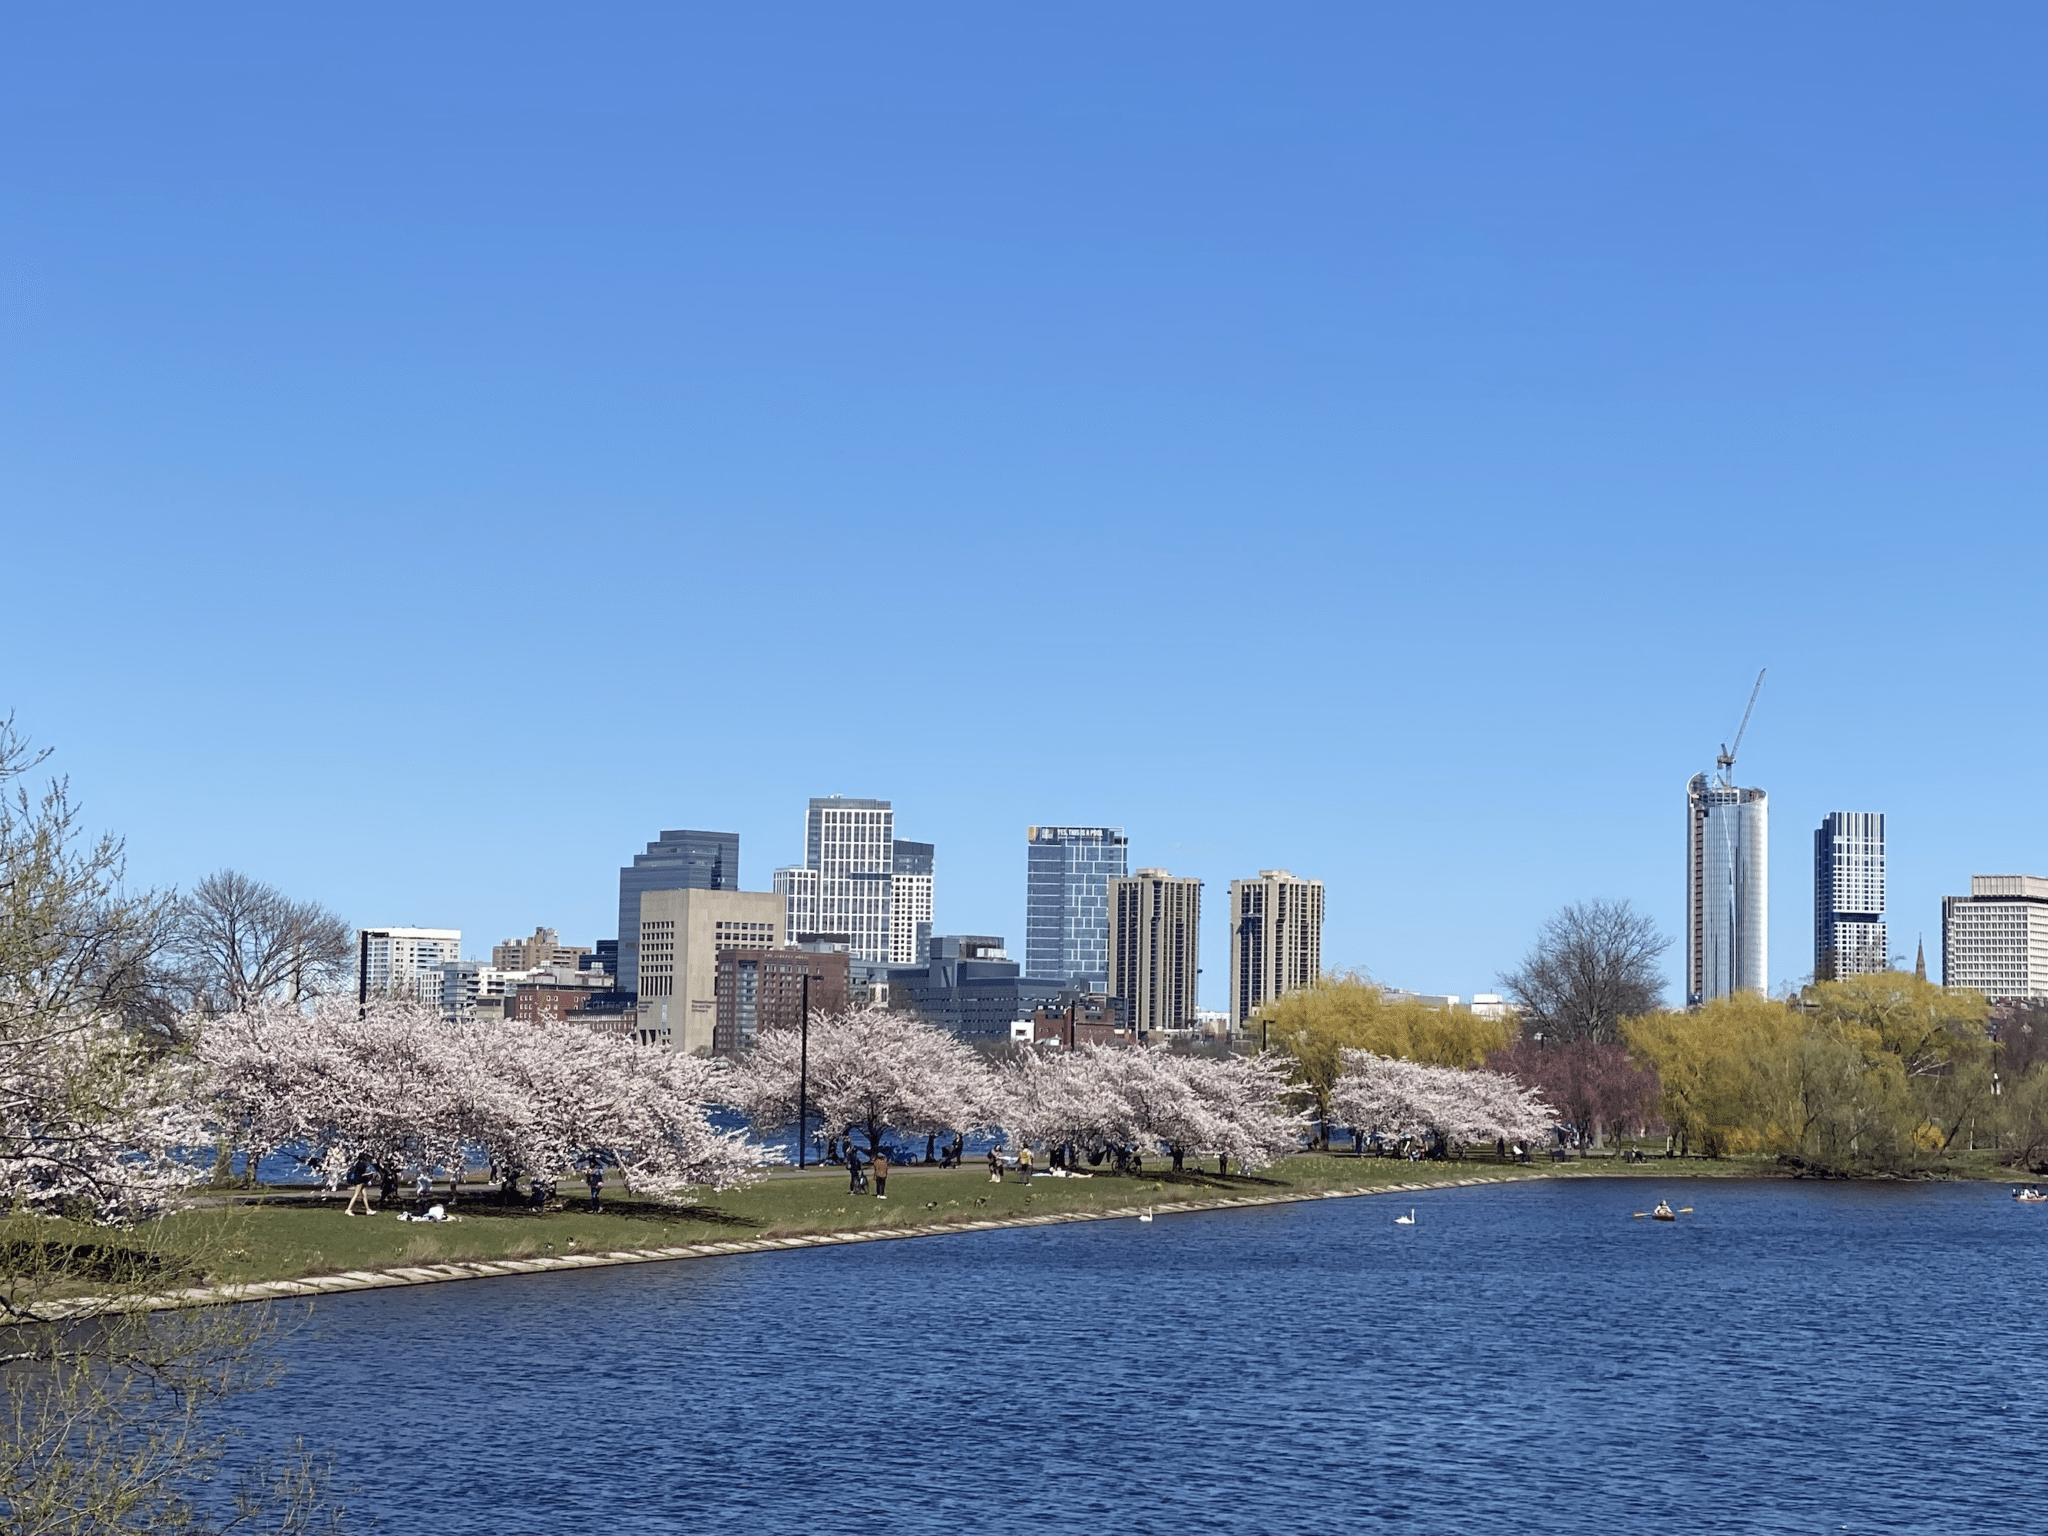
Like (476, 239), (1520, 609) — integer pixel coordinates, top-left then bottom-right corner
(1395, 1208), (1416, 1226)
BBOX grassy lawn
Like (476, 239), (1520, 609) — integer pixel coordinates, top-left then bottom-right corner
(156, 1148), (1788, 1289)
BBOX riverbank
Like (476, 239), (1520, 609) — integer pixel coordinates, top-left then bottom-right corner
(116, 1150), (1793, 1311)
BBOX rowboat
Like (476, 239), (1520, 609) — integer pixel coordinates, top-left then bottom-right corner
(2015, 1187), (2046, 1203)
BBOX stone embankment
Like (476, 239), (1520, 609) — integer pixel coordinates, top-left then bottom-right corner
(147, 1171), (1541, 1313)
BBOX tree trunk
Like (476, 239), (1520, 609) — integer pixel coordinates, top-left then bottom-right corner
(1171, 1146), (1184, 1172)
(1217, 1154), (1228, 1176)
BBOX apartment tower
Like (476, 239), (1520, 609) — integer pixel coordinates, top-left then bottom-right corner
(1813, 812), (1886, 981)
(890, 841), (935, 965)
(1229, 870), (1324, 1029)
(774, 797), (897, 966)
(1024, 826), (1129, 988)
(357, 927), (461, 1006)
(1686, 773), (1768, 1006)
(1108, 869), (1202, 1034)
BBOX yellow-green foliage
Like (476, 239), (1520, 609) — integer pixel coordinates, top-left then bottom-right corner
(1623, 974), (1998, 1168)
(1261, 973), (1515, 1127)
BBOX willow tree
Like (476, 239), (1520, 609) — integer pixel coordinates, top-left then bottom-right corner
(1622, 993), (1805, 1158)
(1259, 974), (1514, 1146)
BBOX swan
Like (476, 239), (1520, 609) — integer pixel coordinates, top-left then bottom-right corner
(1394, 1208), (1415, 1225)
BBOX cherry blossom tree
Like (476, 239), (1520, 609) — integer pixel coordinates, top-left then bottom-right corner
(1330, 1050), (1554, 1155)
(730, 1006), (993, 1160)
(200, 994), (765, 1205)
(477, 1019), (764, 1201)
(997, 1045), (1304, 1173)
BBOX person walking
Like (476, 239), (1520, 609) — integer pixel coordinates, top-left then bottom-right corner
(873, 1151), (890, 1199)
(1017, 1145), (1033, 1184)
(848, 1147), (865, 1194)
(344, 1154), (375, 1216)
(987, 1147), (1002, 1183)
(586, 1163), (604, 1214)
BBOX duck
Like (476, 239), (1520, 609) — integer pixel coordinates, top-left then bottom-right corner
(1394, 1208), (1416, 1226)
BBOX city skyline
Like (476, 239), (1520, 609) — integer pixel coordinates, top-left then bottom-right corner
(6, 7), (2042, 1014)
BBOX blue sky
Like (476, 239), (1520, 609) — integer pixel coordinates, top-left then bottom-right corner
(4, 4), (2043, 1007)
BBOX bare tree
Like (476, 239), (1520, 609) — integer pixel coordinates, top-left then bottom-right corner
(1500, 898), (1670, 1045)
(171, 869), (353, 1015)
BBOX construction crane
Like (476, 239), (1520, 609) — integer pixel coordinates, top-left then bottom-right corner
(1715, 668), (1766, 783)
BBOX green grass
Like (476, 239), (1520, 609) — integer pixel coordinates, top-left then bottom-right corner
(168, 1149), (1781, 1289)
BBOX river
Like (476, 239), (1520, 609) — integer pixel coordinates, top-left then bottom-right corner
(234, 1176), (2046, 1533)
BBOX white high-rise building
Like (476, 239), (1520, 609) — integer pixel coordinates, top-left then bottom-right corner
(774, 797), (895, 966)
(1229, 870), (1324, 1029)
(773, 865), (822, 939)
(1814, 812), (1887, 981)
(1942, 876), (2048, 1003)
(1686, 773), (1767, 1006)
(357, 927), (461, 1006)
(889, 840), (934, 965)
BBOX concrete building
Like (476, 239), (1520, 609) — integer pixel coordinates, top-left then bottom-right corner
(1814, 812), (1887, 981)
(889, 841), (934, 966)
(617, 830), (740, 995)
(1228, 870), (1324, 1029)
(1942, 876), (2048, 1003)
(713, 948), (850, 1057)
(888, 936), (1060, 1042)
(1108, 870), (1202, 1035)
(492, 926), (592, 972)
(1686, 773), (1768, 1006)
(633, 888), (786, 1054)
(358, 928), (461, 1006)
(1024, 826), (1129, 988)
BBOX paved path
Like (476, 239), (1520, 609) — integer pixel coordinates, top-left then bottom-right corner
(128, 1171), (1548, 1314)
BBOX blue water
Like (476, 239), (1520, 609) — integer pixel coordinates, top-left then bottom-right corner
(231, 1178), (2048, 1533)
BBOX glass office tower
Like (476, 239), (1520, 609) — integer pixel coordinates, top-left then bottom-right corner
(1686, 774), (1768, 1006)
(1025, 826), (1128, 988)
(616, 829), (738, 995)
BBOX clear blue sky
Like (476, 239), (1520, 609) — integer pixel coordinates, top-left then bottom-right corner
(5, 4), (2043, 1007)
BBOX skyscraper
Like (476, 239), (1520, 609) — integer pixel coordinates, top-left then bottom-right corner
(616, 829), (739, 995)
(1024, 826), (1128, 987)
(774, 797), (896, 966)
(1108, 869), (1202, 1034)
(1942, 875), (2048, 1003)
(1229, 870), (1324, 1028)
(889, 840), (934, 965)
(1686, 773), (1768, 1006)
(1814, 812), (1886, 981)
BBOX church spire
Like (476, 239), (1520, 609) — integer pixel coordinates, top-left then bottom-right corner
(1915, 936), (1926, 982)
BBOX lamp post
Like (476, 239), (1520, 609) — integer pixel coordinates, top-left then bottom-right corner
(798, 970), (815, 1168)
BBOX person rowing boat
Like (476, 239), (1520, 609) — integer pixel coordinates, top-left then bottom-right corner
(1651, 1199), (1676, 1221)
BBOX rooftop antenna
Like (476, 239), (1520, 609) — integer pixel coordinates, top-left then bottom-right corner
(1715, 668), (1766, 785)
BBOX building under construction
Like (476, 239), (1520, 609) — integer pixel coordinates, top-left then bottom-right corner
(1686, 672), (1769, 1007)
